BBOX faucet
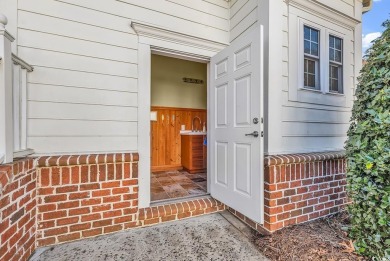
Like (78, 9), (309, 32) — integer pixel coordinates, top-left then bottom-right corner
(192, 116), (202, 132)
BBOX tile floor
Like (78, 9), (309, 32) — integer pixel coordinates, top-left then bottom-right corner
(151, 170), (208, 202)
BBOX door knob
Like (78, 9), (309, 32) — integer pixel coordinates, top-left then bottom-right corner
(245, 131), (259, 138)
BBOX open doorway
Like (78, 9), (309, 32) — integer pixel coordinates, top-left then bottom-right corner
(150, 54), (208, 202)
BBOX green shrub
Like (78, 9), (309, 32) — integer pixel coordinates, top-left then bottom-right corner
(345, 20), (390, 260)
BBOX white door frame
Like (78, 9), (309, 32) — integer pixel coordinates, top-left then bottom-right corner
(133, 22), (228, 208)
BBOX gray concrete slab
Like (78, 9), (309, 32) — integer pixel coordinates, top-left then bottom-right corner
(34, 213), (268, 261)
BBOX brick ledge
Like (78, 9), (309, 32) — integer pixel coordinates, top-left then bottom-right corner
(265, 151), (346, 166)
(37, 153), (139, 167)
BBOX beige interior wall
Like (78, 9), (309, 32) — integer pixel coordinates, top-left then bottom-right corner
(151, 54), (207, 109)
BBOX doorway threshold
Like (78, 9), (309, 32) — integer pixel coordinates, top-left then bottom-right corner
(150, 193), (211, 207)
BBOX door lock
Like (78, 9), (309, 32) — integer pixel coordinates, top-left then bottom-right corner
(253, 118), (259, 124)
(245, 131), (259, 138)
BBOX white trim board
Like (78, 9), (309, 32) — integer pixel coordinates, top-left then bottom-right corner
(134, 22), (220, 208)
(131, 22), (228, 53)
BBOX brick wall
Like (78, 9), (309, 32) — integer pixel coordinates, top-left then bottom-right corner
(1, 151), (348, 260)
(35, 154), (139, 246)
(229, 151), (347, 233)
(34, 154), (224, 248)
(263, 152), (347, 231)
(0, 158), (37, 261)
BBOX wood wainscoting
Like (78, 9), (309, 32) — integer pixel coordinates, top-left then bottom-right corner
(151, 106), (207, 172)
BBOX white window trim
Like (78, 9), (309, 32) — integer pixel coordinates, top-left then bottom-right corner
(288, 10), (352, 108)
(327, 31), (345, 95)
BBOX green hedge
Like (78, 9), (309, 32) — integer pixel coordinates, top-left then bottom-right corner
(345, 20), (390, 259)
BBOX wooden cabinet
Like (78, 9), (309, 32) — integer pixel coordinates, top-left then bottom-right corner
(181, 134), (207, 174)
(151, 106), (206, 172)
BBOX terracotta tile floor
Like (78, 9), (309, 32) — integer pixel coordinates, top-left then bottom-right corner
(151, 170), (208, 201)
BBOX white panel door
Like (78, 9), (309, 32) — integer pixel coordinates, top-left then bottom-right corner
(210, 25), (264, 223)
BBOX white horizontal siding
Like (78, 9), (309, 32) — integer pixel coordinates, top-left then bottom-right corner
(277, 0), (359, 154)
(15, 0), (229, 154)
(229, 0), (259, 42)
(28, 137), (138, 155)
(28, 84), (137, 107)
(28, 120), (137, 137)
(28, 102), (138, 122)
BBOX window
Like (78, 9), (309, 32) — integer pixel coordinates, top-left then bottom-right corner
(329, 35), (343, 93)
(303, 26), (320, 89)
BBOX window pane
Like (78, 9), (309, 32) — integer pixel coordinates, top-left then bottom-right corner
(329, 37), (334, 48)
(308, 74), (316, 88)
(304, 26), (311, 40)
(330, 79), (338, 92)
(335, 38), (342, 50)
(332, 66), (339, 78)
(335, 50), (342, 63)
(311, 43), (319, 56)
(308, 60), (315, 74)
(329, 49), (335, 61)
(304, 40), (311, 54)
(311, 29), (319, 43)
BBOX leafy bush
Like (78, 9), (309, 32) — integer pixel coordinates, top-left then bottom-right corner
(345, 20), (390, 259)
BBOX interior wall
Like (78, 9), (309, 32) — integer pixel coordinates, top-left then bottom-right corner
(151, 54), (207, 110)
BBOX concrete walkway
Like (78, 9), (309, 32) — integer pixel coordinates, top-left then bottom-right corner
(34, 212), (268, 261)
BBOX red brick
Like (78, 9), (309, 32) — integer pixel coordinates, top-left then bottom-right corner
(297, 215), (309, 223)
(38, 220), (55, 229)
(80, 183), (100, 191)
(103, 210), (122, 219)
(103, 195), (121, 203)
(92, 189), (111, 197)
(93, 219), (112, 227)
(44, 227), (68, 237)
(113, 202), (130, 209)
(38, 204), (56, 213)
(38, 187), (54, 195)
(51, 167), (60, 186)
(81, 213), (101, 222)
(104, 224), (122, 234)
(57, 217), (79, 226)
(82, 228), (102, 238)
(12, 187), (25, 201)
(283, 203), (295, 212)
(102, 181), (120, 189)
(81, 198), (101, 206)
(71, 166), (80, 184)
(112, 187), (129, 194)
(56, 185), (78, 194)
(58, 201), (80, 210)
(58, 232), (80, 243)
(284, 189), (296, 196)
(92, 204), (111, 212)
(44, 194), (67, 203)
(144, 218), (160, 225)
(37, 237), (55, 247)
(69, 207), (90, 216)
(69, 192), (90, 200)
(114, 216), (133, 224)
(70, 223), (91, 232)
(40, 168), (51, 186)
(43, 210), (67, 220)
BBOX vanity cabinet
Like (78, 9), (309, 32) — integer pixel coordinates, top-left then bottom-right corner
(181, 134), (207, 174)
